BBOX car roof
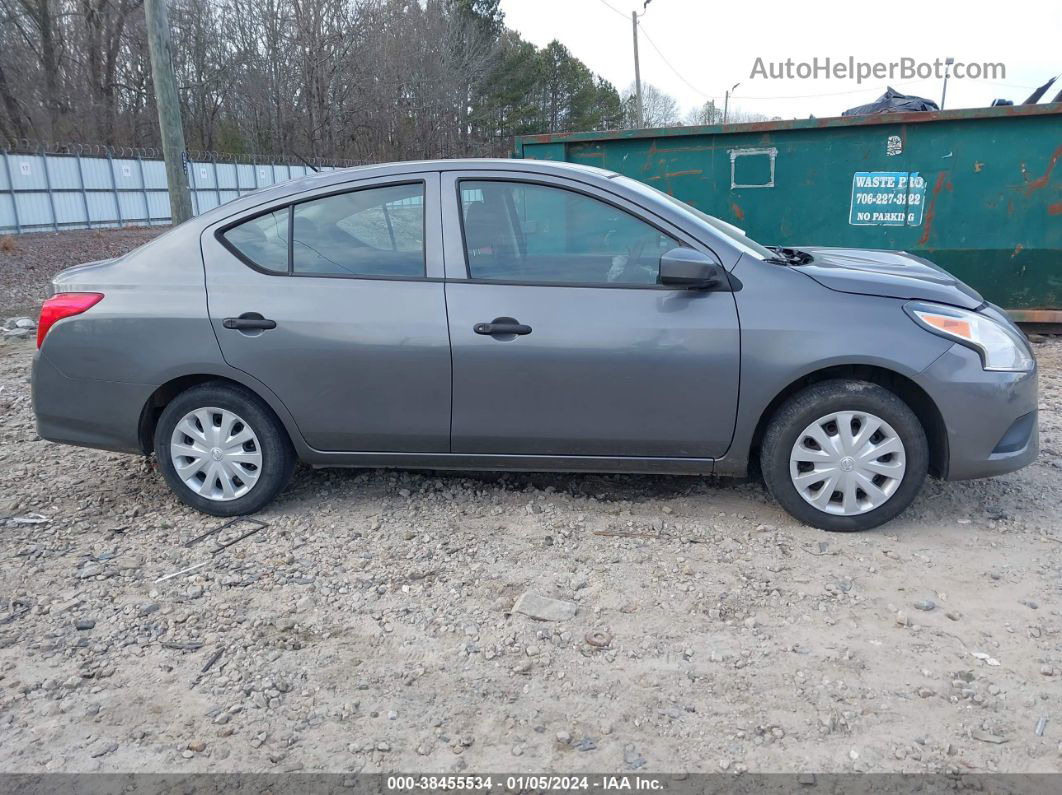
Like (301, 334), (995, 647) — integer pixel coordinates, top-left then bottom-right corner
(332, 157), (616, 178)
(193, 159), (620, 228)
(284, 158), (618, 195)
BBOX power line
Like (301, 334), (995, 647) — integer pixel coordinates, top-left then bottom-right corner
(976, 80), (1044, 90)
(687, 79), (1041, 102)
(597, 5), (1040, 105)
(639, 22), (906, 102)
(635, 30), (946, 104)
(731, 82), (924, 101)
(636, 23), (716, 99)
(593, 0), (629, 22)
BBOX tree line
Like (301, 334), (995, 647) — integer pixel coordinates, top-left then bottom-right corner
(0, 0), (770, 162)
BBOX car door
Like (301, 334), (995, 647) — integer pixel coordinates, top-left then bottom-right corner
(441, 171), (740, 459)
(202, 172), (451, 452)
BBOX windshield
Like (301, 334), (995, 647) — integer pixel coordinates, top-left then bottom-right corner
(614, 176), (776, 261)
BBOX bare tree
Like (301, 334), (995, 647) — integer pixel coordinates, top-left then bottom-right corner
(685, 99), (721, 126)
(0, 0), (626, 159)
(723, 107), (775, 124)
(2, 0), (67, 138)
(623, 82), (679, 128)
(79, 0), (143, 141)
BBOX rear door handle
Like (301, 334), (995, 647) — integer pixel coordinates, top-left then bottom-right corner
(223, 315), (276, 331)
(474, 319), (532, 336)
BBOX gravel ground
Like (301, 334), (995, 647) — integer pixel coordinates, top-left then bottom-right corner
(1, 230), (1061, 774)
(0, 228), (164, 318)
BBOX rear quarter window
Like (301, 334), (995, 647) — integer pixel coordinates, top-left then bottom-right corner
(221, 209), (289, 273)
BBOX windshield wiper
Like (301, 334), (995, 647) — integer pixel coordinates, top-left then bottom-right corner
(765, 246), (814, 265)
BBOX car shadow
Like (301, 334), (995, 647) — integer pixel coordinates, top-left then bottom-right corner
(281, 465), (759, 506)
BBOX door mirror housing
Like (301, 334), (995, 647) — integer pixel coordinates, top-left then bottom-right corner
(658, 247), (725, 290)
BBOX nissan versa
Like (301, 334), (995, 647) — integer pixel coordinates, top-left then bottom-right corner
(30, 160), (1038, 531)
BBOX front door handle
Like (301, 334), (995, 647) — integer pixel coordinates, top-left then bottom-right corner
(223, 314), (276, 331)
(474, 318), (532, 336)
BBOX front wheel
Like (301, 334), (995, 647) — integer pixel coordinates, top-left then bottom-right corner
(155, 382), (295, 516)
(760, 380), (928, 532)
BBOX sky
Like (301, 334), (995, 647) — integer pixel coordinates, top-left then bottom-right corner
(498, 0), (1061, 121)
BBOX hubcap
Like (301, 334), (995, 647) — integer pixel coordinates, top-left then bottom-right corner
(789, 410), (906, 516)
(169, 407), (262, 501)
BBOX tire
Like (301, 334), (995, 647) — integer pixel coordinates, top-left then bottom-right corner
(760, 379), (928, 532)
(154, 382), (295, 516)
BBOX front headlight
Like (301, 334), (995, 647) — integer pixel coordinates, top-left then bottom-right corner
(904, 301), (1034, 372)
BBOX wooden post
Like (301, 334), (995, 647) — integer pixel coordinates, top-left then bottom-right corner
(144, 0), (192, 225)
(631, 11), (643, 128)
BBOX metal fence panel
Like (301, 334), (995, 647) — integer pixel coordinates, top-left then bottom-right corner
(190, 161), (216, 190)
(217, 163), (237, 191)
(113, 158), (142, 190)
(0, 193), (16, 229)
(53, 191), (84, 226)
(142, 159), (167, 189)
(87, 191), (118, 225)
(193, 191), (219, 213)
(118, 192), (147, 222)
(0, 149), (354, 234)
(11, 155), (48, 190)
(236, 164), (256, 190)
(47, 157), (79, 187)
(147, 191), (170, 221)
(16, 192), (51, 229)
(81, 157), (114, 191)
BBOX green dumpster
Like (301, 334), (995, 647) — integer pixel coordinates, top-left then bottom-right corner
(514, 103), (1062, 320)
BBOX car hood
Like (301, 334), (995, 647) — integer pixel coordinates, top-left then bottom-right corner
(791, 247), (984, 310)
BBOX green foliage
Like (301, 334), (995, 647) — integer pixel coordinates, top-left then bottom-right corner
(475, 34), (624, 149)
(449, 0), (504, 34)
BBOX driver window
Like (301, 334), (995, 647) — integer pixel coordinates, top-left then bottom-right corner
(459, 180), (678, 285)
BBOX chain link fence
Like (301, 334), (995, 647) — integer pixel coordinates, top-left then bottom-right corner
(0, 142), (362, 235)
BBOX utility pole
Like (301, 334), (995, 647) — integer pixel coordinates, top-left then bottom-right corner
(144, 0), (192, 225)
(631, 11), (643, 128)
(940, 56), (955, 110)
(723, 81), (741, 124)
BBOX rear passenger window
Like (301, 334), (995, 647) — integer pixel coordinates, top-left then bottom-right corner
(292, 183), (425, 277)
(221, 209), (289, 273)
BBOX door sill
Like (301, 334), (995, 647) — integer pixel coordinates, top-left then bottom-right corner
(305, 451), (715, 476)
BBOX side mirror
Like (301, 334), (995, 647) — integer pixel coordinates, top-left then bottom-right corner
(658, 247), (724, 290)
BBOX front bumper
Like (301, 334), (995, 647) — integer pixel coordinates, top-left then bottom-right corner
(32, 351), (152, 455)
(917, 343), (1038, 480)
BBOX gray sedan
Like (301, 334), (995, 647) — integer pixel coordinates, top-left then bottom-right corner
(31, 159), (1037, 531)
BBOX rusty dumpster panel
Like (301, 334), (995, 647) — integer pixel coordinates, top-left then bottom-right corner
(514, 104), (1062, 311)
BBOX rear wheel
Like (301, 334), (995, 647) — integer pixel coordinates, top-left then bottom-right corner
(760, 379), (928, 532)
(155, 383), (295, 516)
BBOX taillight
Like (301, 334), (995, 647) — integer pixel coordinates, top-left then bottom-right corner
(37, 292), (104, 348)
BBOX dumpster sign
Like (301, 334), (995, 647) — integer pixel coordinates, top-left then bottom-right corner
(849, 171), (926, 226)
